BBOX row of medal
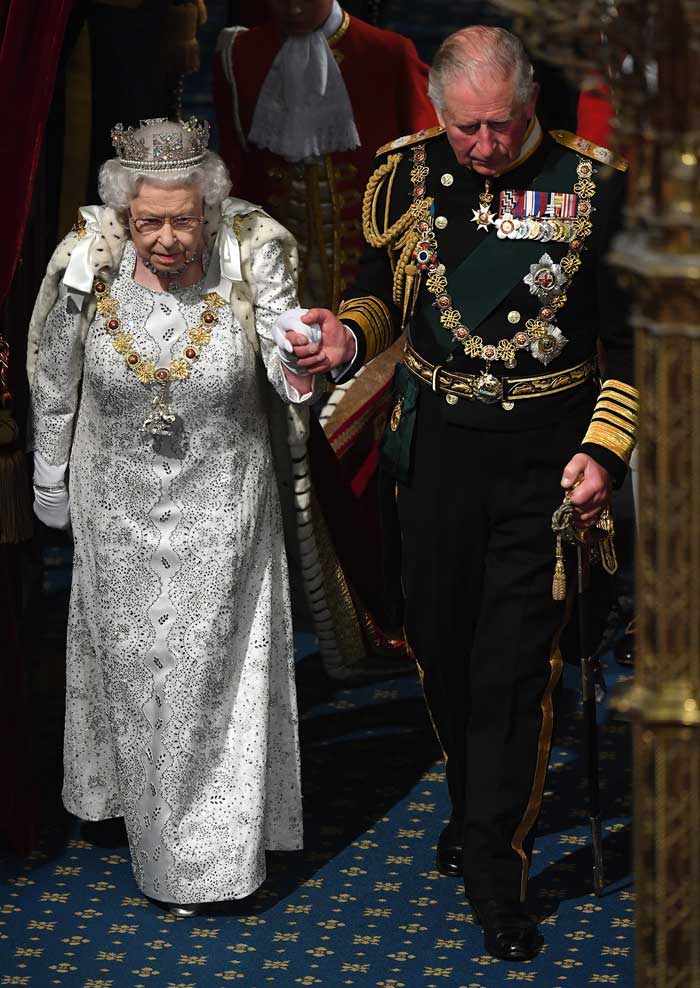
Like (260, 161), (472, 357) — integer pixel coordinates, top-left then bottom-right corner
(495, 213), (576, 242)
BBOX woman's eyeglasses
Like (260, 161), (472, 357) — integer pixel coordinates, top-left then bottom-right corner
(129, 213), (203, 234)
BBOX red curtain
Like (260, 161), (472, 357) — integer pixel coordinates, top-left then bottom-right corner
(0, 0), (74, 305)
(0, 0), (73, 854)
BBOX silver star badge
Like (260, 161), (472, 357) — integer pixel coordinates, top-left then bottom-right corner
(523, 252), (567, 297)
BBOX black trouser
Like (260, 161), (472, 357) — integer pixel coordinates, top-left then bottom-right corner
(397, 386), (591, 903)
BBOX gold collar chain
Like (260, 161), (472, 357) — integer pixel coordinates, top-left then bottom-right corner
(93, 278), (226, 385)
(93, 278), (226, 435)
(409, 143), (597, 370)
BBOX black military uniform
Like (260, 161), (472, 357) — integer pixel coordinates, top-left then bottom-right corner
(336, 120), (638, 910)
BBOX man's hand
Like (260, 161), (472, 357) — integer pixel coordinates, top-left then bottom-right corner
(287, 308), (356, 374)
(560, 452), (611, 527)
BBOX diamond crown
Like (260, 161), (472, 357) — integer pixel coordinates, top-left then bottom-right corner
(111, 117), (210, 173)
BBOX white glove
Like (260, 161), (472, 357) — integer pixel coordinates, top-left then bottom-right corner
(33, 452), (71, 530)
(272, 307), (321, 376)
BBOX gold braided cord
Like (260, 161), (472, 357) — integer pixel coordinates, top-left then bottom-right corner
(362, 153), (414, 248)
(392, 230), (421, 307)
(384, 157), (398, 236)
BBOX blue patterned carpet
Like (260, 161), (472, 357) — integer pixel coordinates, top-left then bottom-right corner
(2, 610), (633, 988)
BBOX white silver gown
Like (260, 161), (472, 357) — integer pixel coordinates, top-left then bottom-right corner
(31, 239), (304, 904)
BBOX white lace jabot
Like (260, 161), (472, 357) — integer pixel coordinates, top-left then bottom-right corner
(247, 1), (360, 163)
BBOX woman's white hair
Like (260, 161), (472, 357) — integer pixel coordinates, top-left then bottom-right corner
(98, 150), (231, 212)
(428, 26), (535, 113)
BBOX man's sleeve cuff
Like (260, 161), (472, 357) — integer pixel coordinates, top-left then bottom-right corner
(337, 295), (394, 363)
(581, 380), (639, 476)
(580, 442), (627, 488)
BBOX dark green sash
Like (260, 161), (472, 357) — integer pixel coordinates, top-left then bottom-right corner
(420, 147), (579, 355)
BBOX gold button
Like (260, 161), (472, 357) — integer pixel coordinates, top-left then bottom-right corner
(507, 310), (521, 324)
(435, 215), (448, 229)
(441, 173), (454, 187)
(446, 393), (458, 405)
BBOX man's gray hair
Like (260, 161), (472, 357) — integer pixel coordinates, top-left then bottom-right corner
(428, 26), (535, 113)
(98, 150), (231, 212)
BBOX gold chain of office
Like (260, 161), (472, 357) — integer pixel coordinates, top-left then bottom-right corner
(92, 278), (227, 385)
(408, 143), (598, 369)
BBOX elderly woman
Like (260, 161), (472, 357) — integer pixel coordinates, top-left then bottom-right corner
(27, 118), (324, 915)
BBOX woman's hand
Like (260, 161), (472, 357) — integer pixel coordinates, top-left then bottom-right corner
(292, 308), (356, 373)
(33, 452), (71, 530)
(34, 483), (71, 530)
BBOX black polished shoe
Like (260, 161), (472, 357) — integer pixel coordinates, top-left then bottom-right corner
(436, 822), (463, 877)
(469, 898), (544, 962)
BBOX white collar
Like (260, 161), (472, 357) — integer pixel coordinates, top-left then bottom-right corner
(247, 4), (359, 162)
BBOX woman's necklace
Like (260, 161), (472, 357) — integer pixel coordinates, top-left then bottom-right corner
(141, 249), (202, 292)
(93, 277), (226, 436)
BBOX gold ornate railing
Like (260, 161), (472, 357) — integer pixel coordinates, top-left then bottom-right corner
(493, 2), (700, 984)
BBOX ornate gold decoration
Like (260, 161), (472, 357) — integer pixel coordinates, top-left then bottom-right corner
(72, 215), (88, 239)
(93, 279), (223, 386)
(403, 343), (596, 407)
(408, 143), (597, 369)
(360, 152), (431, 314)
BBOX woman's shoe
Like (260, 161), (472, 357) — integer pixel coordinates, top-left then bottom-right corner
(167, 902), (201, 918)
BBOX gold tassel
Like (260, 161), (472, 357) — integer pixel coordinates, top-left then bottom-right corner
(401, 263), (417, 331)
(163, 2), (202, 76)
(552, 532), (566, 601)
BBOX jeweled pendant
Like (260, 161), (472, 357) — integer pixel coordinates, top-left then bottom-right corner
(473, 370), (503, 403)
(472, 207), (496, 232)
(143, 385), (177, 436)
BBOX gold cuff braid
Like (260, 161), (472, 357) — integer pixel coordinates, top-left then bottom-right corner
(582, 378), (639, 465)
(338, 295), (394, 361)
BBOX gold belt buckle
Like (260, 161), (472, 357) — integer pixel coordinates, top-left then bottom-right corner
(473, 369), (503, 404)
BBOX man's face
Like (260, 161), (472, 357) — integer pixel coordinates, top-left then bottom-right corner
(437, 74), (538, 177)
(266, 0), (333, 35)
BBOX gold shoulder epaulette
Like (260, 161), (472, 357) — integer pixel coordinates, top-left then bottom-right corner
(549, 129), (628, 172)
(375, 125), (445, 158)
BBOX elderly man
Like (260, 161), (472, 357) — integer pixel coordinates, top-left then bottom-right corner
(289, 26), (638, 961)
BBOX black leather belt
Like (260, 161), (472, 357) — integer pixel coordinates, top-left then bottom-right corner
(404, 343), (597, 410)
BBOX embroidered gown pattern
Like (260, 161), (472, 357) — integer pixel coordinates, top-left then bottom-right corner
(31, 240), (304, 904)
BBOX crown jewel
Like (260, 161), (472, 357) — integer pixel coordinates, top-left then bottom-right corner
(111, 117), (210, 173)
